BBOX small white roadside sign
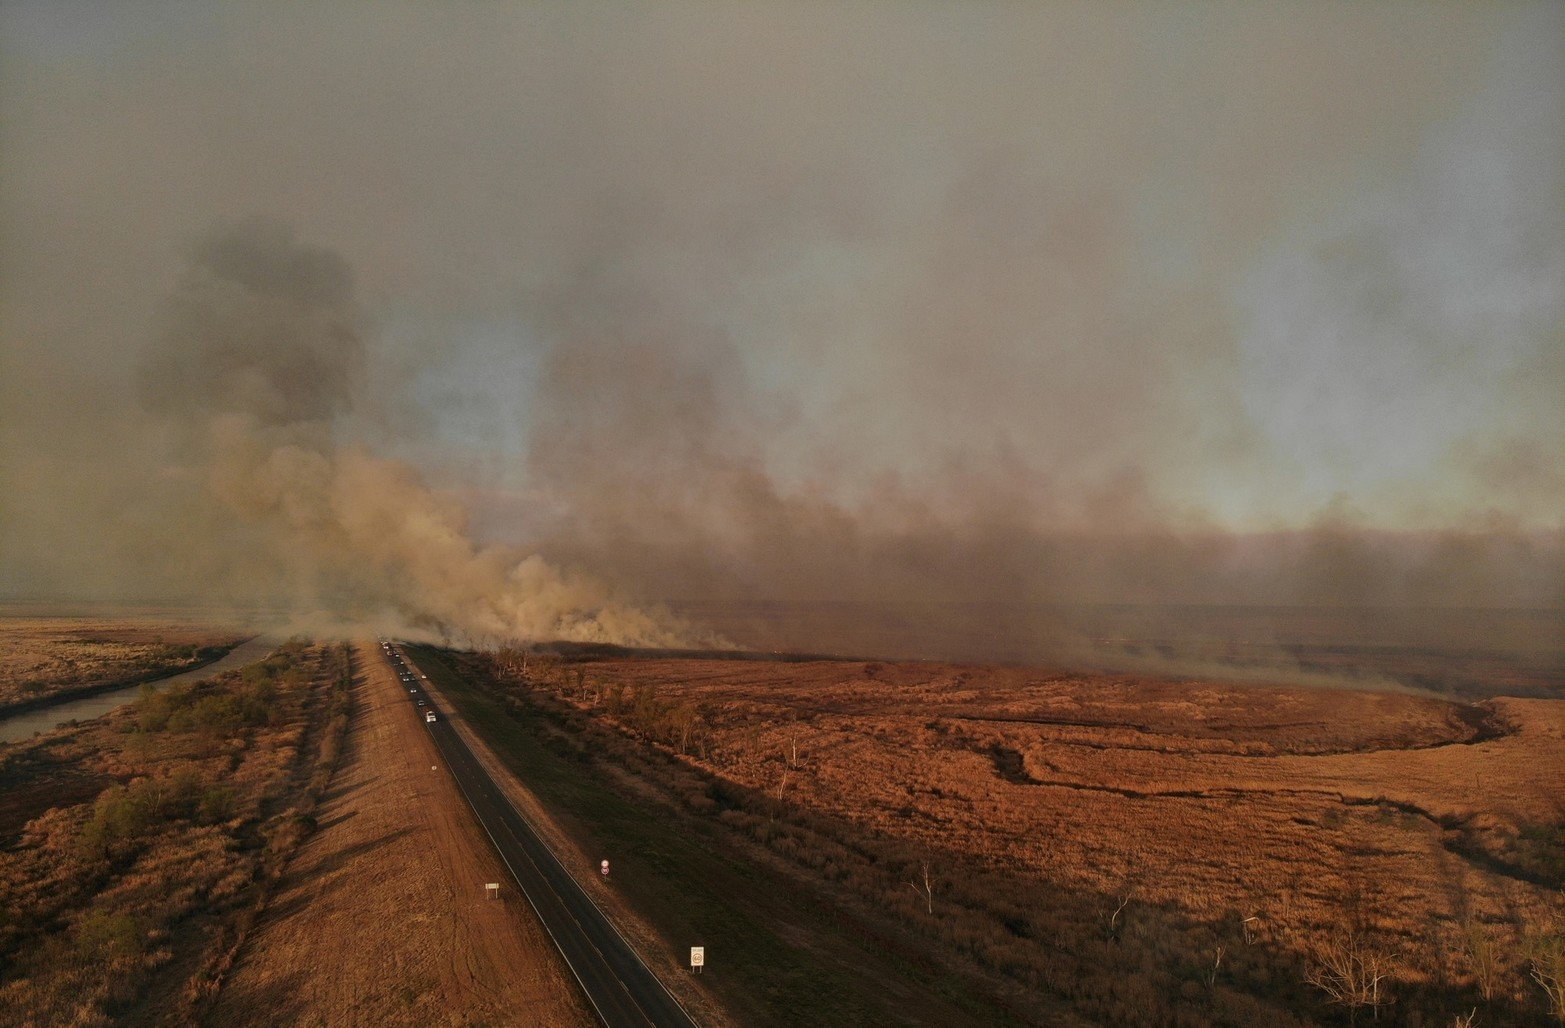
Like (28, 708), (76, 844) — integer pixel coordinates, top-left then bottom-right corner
(690, 946), (704, 972)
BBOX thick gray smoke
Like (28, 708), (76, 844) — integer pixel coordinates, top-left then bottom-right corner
(1, 2), (1560, 678)
(518, 298), (1562, 671)
(131, 220), (699, 647)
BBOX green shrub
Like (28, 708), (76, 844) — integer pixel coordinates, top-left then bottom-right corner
(75, 910), (145, 962)
(134, 671), (282, 736)
(78, 771), (209, 856)
(198, 785), (238, 824)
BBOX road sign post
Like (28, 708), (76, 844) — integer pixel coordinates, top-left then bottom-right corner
(600, 859), (610, 878)
(690, 946), (704, 973)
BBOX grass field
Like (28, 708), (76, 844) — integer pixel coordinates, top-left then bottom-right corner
(0, 614), (246, 713)
(424, 643), (1565, 1026)
(413, 644), (1029, 1026)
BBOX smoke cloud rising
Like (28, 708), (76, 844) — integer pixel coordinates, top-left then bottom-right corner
(1, 2), (1560, 672)
(127, 219), (699, 646)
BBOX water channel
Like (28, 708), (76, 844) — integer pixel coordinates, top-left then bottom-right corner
(0, 635), (277, 744)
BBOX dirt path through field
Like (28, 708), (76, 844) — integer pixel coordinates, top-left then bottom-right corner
(208, 642), (591, 1027)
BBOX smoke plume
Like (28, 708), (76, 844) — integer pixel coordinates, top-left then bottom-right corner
(1, 2), (1560, 682)
(132, 220), (698, 646)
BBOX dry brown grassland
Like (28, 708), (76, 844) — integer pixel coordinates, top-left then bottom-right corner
(0, 639), (352, 1026)
(480, 647), (1565, 1025)
(0, 614), (246, 713)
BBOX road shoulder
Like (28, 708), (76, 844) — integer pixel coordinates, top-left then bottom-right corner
(207, 641), (592, 1027)
(413, 653), (728, 1028)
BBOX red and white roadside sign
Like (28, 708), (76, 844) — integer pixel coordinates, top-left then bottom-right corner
(600, 859), (610, 877)
(690, 946), (704, 971)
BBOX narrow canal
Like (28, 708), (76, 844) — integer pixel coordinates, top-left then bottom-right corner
(0, 635), (277, 744)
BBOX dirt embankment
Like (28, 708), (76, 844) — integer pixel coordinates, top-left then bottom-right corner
(208, 642), (591, 1027)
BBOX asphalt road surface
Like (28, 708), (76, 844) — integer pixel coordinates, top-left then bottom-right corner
(379, 643), (698, 1028)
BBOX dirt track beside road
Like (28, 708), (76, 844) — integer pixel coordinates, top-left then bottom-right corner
(210, 642), (591, 1027)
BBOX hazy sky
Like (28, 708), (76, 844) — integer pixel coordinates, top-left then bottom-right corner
(2, 2), (1561, 623)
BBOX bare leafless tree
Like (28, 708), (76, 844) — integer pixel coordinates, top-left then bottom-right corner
(1106, 893), (1131, 941)
(906, 860), (935, 915)
(1528, 928), (1565, 1023)
(1306, 930), (1389, 1024)
(1462, 916), (1502, 1004)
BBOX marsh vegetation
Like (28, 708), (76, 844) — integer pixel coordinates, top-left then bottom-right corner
(0, 640), (351, 1026)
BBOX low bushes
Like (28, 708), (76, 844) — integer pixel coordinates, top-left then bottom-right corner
(76, 769), (237, 860)
(134, 676), (280, 735)
(0, 640), (351, 1026)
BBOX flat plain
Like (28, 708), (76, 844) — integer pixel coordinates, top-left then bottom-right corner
(0, 610), (246, 712)
(455, 644), (1565, 1025)
(4, 612), (1560, 1025)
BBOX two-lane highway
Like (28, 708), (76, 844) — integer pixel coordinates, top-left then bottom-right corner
(378, 642), (698, 1028)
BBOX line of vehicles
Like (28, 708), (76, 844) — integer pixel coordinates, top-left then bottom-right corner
(381, 639), (437, 723)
